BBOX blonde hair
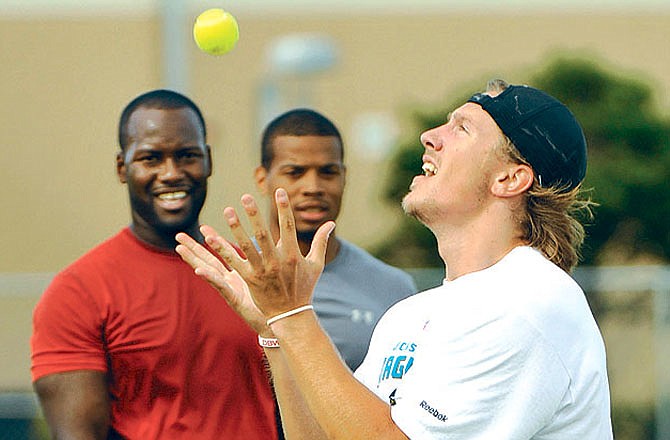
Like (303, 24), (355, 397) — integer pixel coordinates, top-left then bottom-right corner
(498, 136), (595, 272)
(484, 78), (595, 271)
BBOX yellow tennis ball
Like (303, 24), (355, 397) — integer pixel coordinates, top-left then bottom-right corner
(193, 8), (239, 56)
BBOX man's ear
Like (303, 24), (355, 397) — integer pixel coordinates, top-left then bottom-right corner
(491, 163), (534, 198)
(116, 151), (127, 184)
(206, 144), (213, 177)
(254, 166), (269, 195)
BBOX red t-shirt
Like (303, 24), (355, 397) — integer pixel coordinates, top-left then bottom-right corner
(31, 228), (277, 439)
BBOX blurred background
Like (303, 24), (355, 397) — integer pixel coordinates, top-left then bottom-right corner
(1, 0), (669, 438)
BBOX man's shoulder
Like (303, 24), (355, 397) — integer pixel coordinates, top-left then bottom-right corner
(47, 229), (147, 293)
(60, 229), (131, 272)
(337, 239), (416, 286)
(339, 239), (396, 268)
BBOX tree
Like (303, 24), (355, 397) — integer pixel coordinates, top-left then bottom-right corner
(374, 57), (670, 267)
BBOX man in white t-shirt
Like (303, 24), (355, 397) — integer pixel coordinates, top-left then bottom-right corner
(176, 79), (613, 439)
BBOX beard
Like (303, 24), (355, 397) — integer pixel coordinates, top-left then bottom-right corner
(402, 191), (429, 224)
(128, 188), (206, 237)
(296, 229), (318, 243)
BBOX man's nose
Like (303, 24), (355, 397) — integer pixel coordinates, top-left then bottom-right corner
(158, 158), (183, 180)
(420, 127), (443, 151)
(301, 170), (324, 194)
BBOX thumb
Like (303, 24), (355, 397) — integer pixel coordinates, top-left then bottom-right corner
(306, 221), (335, 264)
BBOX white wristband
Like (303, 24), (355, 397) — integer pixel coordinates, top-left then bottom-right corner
(258, 335), (280, 348)
(266, 305), (314, 326)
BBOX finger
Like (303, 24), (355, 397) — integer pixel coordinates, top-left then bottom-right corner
(223, 206), (263, 269)
(200, 224), (226, 254)
(306, 221), (336, 265)
(175, 232), (228, 273)
(189, 257), (241, 305)
(275, 188), (301, 256)
(199, 224), (247, 266)
(199, 224), (221, 238)
(198, 224), (231, 263)
(200, 224), (226, 252)
(176, 230), (247, 280)
(240, 194), (276, 263)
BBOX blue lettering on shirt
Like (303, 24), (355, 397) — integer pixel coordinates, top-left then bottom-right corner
(377, 341), (416, 385)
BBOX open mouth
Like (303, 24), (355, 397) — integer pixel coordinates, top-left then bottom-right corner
(156, 191), (188, 210)
(422, 162), (438, 176)
(158, 191), (187, 201)
(295, 204), (329, 223)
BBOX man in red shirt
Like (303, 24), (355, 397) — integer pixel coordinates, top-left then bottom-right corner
(31, 89), (278, 439)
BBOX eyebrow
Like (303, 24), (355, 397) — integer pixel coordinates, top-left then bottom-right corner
(144, 144), (199, 150)
(448, 111), (471, 124)
(278, 162), (343, 169)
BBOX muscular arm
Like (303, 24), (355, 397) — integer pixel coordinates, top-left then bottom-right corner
(34, 371), (111, 440)
(269, 312), (408, 440)
(263, 347), (327, 439)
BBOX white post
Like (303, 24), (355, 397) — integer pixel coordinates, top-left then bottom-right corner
(160, 0), (189, 93)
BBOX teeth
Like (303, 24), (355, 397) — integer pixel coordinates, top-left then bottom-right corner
(422, 162), (437, 176)
(158, 191), (187, 200)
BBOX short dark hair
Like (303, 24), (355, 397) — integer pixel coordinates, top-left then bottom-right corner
(118, 89), (206, 151)
(260, 108), (343, 169)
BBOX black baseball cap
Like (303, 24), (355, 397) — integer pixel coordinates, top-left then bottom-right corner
(468, 85), (587, 191)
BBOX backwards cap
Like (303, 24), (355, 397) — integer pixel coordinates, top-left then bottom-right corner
(468, 85), (587, 191)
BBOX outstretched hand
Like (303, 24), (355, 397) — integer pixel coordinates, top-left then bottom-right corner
(221, 189), (334, 319)
(176, 188), (335, 330)
(176, 225), (268, 334)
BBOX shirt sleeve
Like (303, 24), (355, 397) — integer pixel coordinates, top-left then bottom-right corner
(390, 314), (570, 439)
(31, 270), (108, 382)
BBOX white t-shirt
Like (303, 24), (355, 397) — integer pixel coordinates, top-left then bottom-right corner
(354, 246), (612, 439)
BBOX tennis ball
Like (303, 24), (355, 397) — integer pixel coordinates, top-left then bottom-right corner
(193, 8), (239, 56)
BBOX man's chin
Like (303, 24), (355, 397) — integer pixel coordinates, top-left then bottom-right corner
(401, 194), (425, 223)
(401, 193), (416, 216)
(155, 217), (198, 236)
(296, 229), (318, 243)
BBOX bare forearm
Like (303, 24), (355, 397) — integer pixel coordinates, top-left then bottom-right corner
(264, 348), (327, 439)
(270, 312), (408, 440)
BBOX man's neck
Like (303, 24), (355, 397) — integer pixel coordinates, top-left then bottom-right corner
(270, 221), (341, 265)
(130, 223), (203, 252)
(298, 234), (341, 265)
(433, 210), (526, 281)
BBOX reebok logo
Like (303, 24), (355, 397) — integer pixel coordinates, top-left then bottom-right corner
(419, 400), (448, 422)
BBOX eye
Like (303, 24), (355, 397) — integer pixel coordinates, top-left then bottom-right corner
(178, 150), (203, 161)
(285, 167), (305, 177)
(320, 165), (342, 176)
(137, 153), (159, 163)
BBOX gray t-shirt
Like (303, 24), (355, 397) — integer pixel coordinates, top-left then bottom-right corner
(314, 239), (416, 371)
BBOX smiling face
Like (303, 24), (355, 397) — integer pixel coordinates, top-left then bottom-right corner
(255, 134), (345, 243)
(402, 102), (507, 228)
(116, 106), (211, 248)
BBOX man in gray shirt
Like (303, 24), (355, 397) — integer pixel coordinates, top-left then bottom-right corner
(254, 108), (416, 371)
